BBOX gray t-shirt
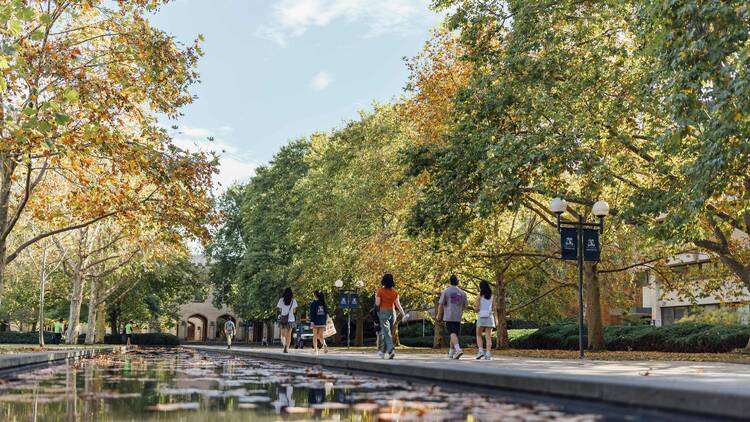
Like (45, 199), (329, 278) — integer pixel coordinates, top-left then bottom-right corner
(439, 286), (467, 322)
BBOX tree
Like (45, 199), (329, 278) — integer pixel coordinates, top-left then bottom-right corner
(0, 0), (214, 306)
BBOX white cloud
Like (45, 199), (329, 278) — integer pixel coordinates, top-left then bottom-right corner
(170, 125), (256, 191)
(310, 71), (334, 91)
(256, 0), (437, 46)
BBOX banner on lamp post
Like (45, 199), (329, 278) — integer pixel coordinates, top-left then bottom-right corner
(583, 229), (600, 262)
(560, 227), (578, 261)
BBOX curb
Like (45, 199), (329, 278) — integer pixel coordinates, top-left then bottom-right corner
(188, 346), (749, 419)
(0, 346), (124, 373)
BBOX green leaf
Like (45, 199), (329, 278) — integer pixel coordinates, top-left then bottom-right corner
(7, 19), (22, 36)
(63, 88), (79, 104)
(18, 7), (33, 22)
(54, 112), (71, 125)
(0, 76), (6, 92)
(40, 13), (52, 25)
(30, 30), (44, 41)
(0, 56), (8, 69)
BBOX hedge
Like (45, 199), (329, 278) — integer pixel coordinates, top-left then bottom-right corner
(510, 323), (750, 353)
(0, 331), (55, 344)
(103, 333), (181, 346)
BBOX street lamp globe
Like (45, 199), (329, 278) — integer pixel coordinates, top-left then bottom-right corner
(550, 197), (568, 215)
(592, 200), (610, 217)
(355, 279), (365, 288)
(334, 279), (344, 288)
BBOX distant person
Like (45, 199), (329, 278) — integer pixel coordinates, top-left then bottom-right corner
(125, 321), (133, 347)
(277, 288), (298, 353)
(224, 319), (236, 349)
(475, 280), (496, 360)
(375, 273), (406, 359)
(309, 290), (329, 355)
(437, 275), (467, 359)
(53, 319), (64, 345)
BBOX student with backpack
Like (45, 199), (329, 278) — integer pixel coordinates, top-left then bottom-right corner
(437, 275), (467, 359)
(475, 280), (496, 360)
(277, 288), (298, 353)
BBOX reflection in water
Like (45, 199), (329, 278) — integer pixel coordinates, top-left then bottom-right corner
(0, 348), (601, 421)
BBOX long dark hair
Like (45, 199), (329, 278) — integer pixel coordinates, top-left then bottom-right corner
(314, 290), (326, 312)
(381, 273), (395, 289)
(479, 280), (492, 300)
(282, 287), (293, 306)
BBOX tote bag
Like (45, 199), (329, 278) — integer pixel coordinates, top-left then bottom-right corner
(323, 316), (337, 338)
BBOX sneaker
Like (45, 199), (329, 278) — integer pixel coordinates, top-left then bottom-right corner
(323, 345), (329, 354)
(483, 351), (492, 360)
(475, 350), (484, 360)
(448, 350), (455, 359)
(454, 349), (463, 360)
(388, 350), (396, 359)
(378, 351), (385, 359)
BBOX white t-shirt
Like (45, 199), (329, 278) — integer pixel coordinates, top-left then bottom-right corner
(277, 298), (298, 323)
(479, 296), (493, 317)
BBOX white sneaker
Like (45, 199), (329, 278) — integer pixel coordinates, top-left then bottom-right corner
(378, 352), (385, 359)
(483, 351), (492, 360)
(388, 350), (396, 359)
(448, 350), (455, 359)
(475, 350), (484, 360)
(454, 349), (463, 359)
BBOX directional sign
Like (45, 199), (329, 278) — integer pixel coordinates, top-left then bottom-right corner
(560, 227), (578, 261)
(338, 292), (359, 309)
(583, 229), (600, 262)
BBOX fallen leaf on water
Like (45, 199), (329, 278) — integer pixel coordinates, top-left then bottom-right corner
(311, 402), (350, 410)
(237, 403), (257, 409)
(285, 406), (312, 414)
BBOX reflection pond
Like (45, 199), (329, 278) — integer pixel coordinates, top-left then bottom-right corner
(0, 348), (602, 421)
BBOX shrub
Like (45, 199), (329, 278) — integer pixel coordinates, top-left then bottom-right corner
(104, 333), (181, 346)
(0, 331), (54, 344)
(510, 322), (750, 353)
(678, 308), (744, 325)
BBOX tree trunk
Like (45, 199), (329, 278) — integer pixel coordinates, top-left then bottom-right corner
(38, 271), (46, 348)
(0, 159), (12, 307)
(84, 279), (99, 344)
(354, 312), (364, 346)
(432, 296), (443, 349)
(95, 303), (106, 343)
(66, 269), (85, 344)
(108, 307), (119, 340)
(584, 261), (605, 351)
(494, 264), (509, 349)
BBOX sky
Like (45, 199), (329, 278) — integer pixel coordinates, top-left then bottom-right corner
(148, 0), (444, 190)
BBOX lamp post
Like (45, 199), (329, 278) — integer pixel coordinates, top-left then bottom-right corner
(336, 279), (362, 348)
(551, 198), (609, 359)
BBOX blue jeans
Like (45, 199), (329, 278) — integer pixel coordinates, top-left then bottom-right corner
(378, 310), (394, 354)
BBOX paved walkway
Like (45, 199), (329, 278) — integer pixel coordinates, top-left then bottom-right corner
(188, 345), (750, 419)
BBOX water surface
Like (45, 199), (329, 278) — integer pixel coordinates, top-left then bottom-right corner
(0, 348), (602, 421)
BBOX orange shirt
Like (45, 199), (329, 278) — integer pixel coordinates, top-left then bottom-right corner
(377, 288), (399, 310)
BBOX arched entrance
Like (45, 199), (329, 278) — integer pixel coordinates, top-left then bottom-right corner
(216, 314), (236, 340)
(187, 314), (208, 342)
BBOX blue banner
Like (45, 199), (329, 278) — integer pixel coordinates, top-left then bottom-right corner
(583, 229), (600, 262)
(560, 227), (578, 260)
(338, 292), (360, 309)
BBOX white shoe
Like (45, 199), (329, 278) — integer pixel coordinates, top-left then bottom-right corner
(453, 349), (463, 359)
(475, 350), (484, 360)
(448, 350), (455, 359)
(388, 350), (396, 359)
(483, 351), (492, 360)
(378, 352), (385, 359)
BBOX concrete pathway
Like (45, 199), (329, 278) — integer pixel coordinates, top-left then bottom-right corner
(188, 345), (750, 419)
(0, 345), (124, 373)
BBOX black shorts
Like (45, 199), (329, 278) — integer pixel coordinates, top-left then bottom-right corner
(445, 321), (461, 336)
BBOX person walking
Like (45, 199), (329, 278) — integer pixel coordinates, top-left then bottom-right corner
(437, 275), (467, 359)
(475, 280), (496, 360)
(309, 290), (329, 355)
(53, 319), (64, 345)
(376, 273), (406, 359)
(277, 288), (298, 353)
(224, 318), (236, 349)
(125, 321), (133, 347)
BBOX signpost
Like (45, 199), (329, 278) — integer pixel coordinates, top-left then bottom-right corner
(338, 291), (359, 348)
